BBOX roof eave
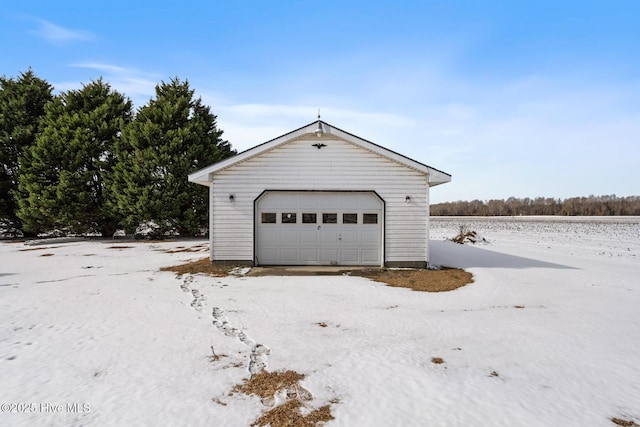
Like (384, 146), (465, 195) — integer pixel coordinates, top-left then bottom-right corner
(427, 168), (452, 187)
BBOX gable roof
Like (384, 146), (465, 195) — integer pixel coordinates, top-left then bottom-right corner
(188, 120), (452, 186)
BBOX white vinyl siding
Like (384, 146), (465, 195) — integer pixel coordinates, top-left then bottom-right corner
(209, 135), (428, 264)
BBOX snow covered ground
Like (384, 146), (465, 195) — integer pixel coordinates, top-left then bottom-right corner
(1, 217), (639, 427)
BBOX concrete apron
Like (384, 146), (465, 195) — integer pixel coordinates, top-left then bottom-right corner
(246, 266), (380, 276)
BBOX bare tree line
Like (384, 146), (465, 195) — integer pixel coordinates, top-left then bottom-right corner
(431, 195), (640, 216)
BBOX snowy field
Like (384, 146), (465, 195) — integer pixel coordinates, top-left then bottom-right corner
(1, 216), (639, 427)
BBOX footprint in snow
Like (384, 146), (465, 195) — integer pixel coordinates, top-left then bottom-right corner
(249, 344), (271, 375)
(181, 276), (193, 292)
(191, 289), (206, 311)
(211, 306), (270, 374)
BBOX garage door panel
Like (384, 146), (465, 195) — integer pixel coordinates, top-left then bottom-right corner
(259, 247), (280, 263)
(320, 230), (338, 243)
(300, 230), (318, 244)
(320, 249), (339, 264)
(341, 249), (359, 263)
(261, 229), (278, 241)
(362, 249), (380, 263)
(280, 229), (299, 244)
(361, 230), (379, 244)
(340, 230), (359, 244)
(300, 248), (319, 262)
(280, 248), (298, 263)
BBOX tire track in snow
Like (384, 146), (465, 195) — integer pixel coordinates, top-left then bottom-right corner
(181, 275), (271, 374)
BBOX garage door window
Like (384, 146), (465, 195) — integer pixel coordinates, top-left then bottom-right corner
(302, 213), (317, 223)
(261, 213), (276, 223)
(343, 213), (358, 224)
(363, 213), (378, 224)
(282, 213), (297, 224)
(323, 213), (337, 224)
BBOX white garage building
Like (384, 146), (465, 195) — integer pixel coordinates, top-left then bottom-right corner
(188, 120), (451, 267)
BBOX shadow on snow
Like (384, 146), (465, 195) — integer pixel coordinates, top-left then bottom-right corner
(430, 240), (577, 270)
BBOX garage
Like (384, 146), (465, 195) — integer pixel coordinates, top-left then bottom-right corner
(188, 119), (451, 267)
(255, 191), (383, 266)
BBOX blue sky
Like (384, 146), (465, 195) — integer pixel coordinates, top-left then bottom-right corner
(2, 0), (639, 203)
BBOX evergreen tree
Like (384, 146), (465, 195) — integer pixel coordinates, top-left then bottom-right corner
(16, 79), (132, 236)
(110, 78), (233, 237)
(0, 69), (53, 236)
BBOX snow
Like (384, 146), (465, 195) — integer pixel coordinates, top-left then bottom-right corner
(1, 217), (640, 426)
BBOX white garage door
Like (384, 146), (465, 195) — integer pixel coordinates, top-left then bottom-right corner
(255, 191), (384, 266)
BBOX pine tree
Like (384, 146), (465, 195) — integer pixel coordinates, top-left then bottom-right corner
(110, 78), (233, 237)
(0, 69), (53, 236)
(16, 79), (132, 236)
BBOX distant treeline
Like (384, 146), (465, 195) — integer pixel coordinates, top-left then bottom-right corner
(431, 195), (640, 216)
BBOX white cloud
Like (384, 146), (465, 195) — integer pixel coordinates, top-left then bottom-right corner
(32, 19), (94, 44)
(66, 63), (159, 106)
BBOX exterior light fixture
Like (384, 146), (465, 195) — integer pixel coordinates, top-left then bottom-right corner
(405, 195), (411, 203)
(229, 194), (235, 202)
(314, 108), (324, 137)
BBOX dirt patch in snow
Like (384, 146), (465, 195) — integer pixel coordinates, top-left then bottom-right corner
(612, 418), (640, 427)
(18, 246), (61, 251)
(253, 399), (333, 427)
(162, 258), (472, 292)
(160, 245), (208, 254)
(232, 370), (334, 427)
(160, 257), (231, 277)
(233, 370), (304, 399)
(355, 268), (473, 292)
